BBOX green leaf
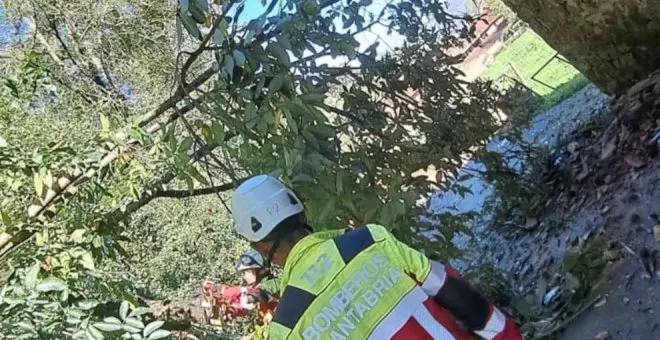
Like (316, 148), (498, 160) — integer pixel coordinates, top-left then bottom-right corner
(125, 317), (145, 330)
(24, 261), (41, 290)
(130, 307), (153, 317)
(178, 137), (193, 153)
(183, 173), (194, 193)
(212, 28), (225, 45)
(302, 130), (320, 151)
(394, 200), (406, 215)
(1, 210), (11, 226)
(103, 317), (123, 325)
(186, 164), (209, 185)
(307, 125), (335, 139)
(72, 330), (86, 339)
(224, 55), (235, 77)
(180, 14), (202, 40)
(291, 174), (314, 184)
(300, 93), (325, 104)
(192, 0), (209, 11)
(268, 42), (290, 66)
(0, 136), (7, 148)
(147, 330), (171, 340)
(44, 171), (53, 188)
(87, 325), (105, 339)
(268, 74), (285, 96)
(70, 229), (86, 243)
(16, 321), (35, 332)
(336, 173), (344, 194)
(232, 50), (246, 66)
(211, 121), (225, 145)
(318, 197), (336, 222)
(245, 103), (258, 129)
(285, 111), (298, 134)
(122, 324), (141, 334)
(77, 299), (99, 310)
(36, 277), (67, 292)
(143, 320), (164, 337)
(341, 42), (356, 59)
(200, 123), (213, 142)
(2, 296), (26, 305)
(119, 301), (130, 321)
(60, 288), (69, 302)
(80, 252), (95, 271)
(100, 114), (110, 132)
(93, 322), (123, 332)
(34, 172), (43, 197)
(188, 1), (206, 23)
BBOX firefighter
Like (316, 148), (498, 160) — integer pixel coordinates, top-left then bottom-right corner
(230, 175), (523, 339)
(201, 250), (279, 326)
(236, 250), (279, 324)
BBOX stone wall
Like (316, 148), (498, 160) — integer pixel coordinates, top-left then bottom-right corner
(502, 0), (660, 94)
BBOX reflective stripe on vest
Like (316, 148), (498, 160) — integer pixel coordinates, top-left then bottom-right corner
(271, 227), (375, 329)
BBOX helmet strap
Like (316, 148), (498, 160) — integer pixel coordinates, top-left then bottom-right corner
(264, 235), (282, 269)
(264, 224), (312, 269)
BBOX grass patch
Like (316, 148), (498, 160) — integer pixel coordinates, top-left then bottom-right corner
(482, 29), (589, 109)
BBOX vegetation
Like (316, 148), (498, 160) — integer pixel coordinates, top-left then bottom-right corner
(482, 29), (589, 110)
(0, 0), (514, 337)
(484, 0), (517, 26)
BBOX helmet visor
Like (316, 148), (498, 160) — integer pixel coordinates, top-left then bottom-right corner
(238, 254), (261, 270)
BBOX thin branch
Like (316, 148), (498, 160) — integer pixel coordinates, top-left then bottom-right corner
(179, 0), (238, 86)
(321, 104), (388, 140)
(139, 67), (216, 127)
(153, 181), (241, 199)
(49, 18), (82, 69)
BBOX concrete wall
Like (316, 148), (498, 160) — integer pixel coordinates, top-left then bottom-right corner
(502, 0), (660, 94)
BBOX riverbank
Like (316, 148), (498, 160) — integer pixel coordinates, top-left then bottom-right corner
(453, 70), (660, 338)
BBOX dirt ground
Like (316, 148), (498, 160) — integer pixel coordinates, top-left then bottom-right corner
(463, 71), (660, 339)
(558, 161), (660, 339)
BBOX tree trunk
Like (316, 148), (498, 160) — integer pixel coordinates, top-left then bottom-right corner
(501, 0), (660, 94)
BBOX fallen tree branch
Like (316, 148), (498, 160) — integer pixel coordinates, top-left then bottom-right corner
(0, 131), (239, 260)
(0, 99), (201, 255)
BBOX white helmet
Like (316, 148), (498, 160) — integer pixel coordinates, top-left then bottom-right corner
(237, 250), (265, 271)
(231, 175), (304, 242)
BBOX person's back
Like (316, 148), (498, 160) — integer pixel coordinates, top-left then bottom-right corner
(268, 225), (519, 339)
(229, 175), (521, 340)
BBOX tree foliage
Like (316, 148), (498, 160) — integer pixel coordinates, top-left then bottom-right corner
(1, 0), (505, 337)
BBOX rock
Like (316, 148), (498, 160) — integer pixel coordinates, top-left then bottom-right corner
(594, 297), (607, 308)
(654, 225), (660, 242)
(603, 248), (622, 262)
(602, 206), (610, 214)
(600, 138), (617, 160)
(623, 297), (630, 304)
(640, 248), (656, 279)
(542, 286), (562, 306)
(595, 330), (611, 340)
(624, 154), (645, 168)
(523, 218), (538, 231)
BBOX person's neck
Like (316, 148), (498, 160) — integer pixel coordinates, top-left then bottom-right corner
(272, 230), (309, 266)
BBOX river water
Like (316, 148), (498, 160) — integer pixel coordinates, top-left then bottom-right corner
(427, 84), (611, 274)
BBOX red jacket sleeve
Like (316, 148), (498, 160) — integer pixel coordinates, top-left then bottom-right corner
(428, 263), (523, 340)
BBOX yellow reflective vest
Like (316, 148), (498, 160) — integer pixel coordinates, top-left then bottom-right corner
(267, 224), (452, 339)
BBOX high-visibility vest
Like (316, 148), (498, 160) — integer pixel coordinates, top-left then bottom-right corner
(267, 225), (477, 340)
